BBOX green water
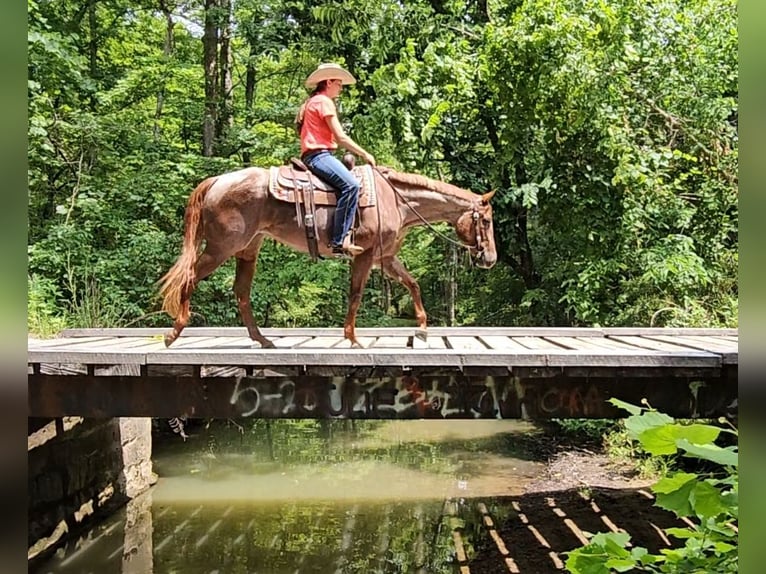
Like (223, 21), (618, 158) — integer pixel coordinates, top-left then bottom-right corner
(36, 419), (547, 573)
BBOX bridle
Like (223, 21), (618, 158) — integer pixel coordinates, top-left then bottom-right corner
(374, 167), (489, 259)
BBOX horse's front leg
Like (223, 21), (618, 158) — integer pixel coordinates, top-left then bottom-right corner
(234, 236), (275, 348)
(344, 250), (375, 348)
(382, 256), (428, 338)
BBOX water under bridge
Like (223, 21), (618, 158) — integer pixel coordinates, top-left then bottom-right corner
(28, 326), (737, 420)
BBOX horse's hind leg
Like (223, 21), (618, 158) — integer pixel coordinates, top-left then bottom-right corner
(234, 236), (274, 348)
(165, 250), (227, 346)
(382, 257), (428, 337)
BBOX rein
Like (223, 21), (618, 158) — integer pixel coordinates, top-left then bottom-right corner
(373, 167), (485, 254)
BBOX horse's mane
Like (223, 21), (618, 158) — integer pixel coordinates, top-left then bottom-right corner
(381, 168), (474, 199)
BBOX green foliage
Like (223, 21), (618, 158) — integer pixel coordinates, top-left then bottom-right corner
(551, 419), (620, 443)
(27, 0), (737, 334)
(566, 399), (738, 574)
(28, 274), (66, 337)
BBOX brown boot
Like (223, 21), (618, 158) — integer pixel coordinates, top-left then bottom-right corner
(341, 233), (364, 256)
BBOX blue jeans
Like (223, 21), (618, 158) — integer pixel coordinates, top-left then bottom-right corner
(303, 150), (359, 247)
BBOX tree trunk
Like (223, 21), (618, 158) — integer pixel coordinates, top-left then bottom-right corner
(446, 244), (457, 326)
(478, 88), (539, 290)
(216, 0), (233, 153)
(154, 1), (175, 139)
(202, 0), (219, 157)
(88, 0), (98, 111)
(242, 44), (257, 165)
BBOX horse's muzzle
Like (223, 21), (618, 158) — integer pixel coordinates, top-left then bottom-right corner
(474, 249), (497, 269)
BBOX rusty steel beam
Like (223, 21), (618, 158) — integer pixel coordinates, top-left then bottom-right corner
(28, 367), (737, 419)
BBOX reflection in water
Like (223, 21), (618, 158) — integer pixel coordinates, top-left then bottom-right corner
(36, 419), (546, 573)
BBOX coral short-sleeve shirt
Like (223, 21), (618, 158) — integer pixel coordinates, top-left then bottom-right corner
(300, 94), (338, 155)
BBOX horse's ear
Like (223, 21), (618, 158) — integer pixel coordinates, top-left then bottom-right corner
(481, 190), (496, 204)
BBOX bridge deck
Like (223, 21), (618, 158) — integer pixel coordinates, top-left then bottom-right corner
(28, 327), (737, 419)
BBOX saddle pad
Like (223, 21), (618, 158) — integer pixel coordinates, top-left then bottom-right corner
(268, 164), (377, 207)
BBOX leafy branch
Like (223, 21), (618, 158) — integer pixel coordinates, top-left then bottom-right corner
(566, 399), (737, 574)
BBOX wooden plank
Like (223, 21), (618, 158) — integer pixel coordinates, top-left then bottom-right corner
(425, 336), (448, 349)
(55, 326), (737, 340)
(539, 351), (719, 368)
(573, 336), (652, 352)
(270, 336), (312, 349)
(411, 335), (448, 350)
(204, 336), (261, 349)
(607, 335), (701, 353)
(603, 327), (738, 337)
(295, 336), (347, 349)
(510, 337), (567, 350)
(68, 336), (166, 353)
(642, 334), (736, 354)
(169, 336), (226, 349)
(333, 336), (376, 349)
(370, 336), (409, 349)
(641, 335), (738, 364)
(543, 336), (610, 352)
(28, 350), (148, 365)
(29, 336), (116, 349)
(141, 346), (719, 369)
(477, 335), (532, 352)
(445, 336), (487, 350)
(662, 334), (738, 351)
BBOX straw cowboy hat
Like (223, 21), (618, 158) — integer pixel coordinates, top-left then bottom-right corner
(305, 63), (357, 89)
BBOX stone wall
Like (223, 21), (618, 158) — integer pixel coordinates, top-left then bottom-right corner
(27, 417), (156, 564)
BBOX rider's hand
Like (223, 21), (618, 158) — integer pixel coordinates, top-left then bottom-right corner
(364, 152), (376, 167)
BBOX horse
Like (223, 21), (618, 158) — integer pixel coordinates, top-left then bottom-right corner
(159, 164), (498, 348)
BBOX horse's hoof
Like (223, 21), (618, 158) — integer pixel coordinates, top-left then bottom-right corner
(350, 340), (363, 349)
(415, 328), (428, 340)
(164, 332), (177, 347)
(260, 339), (276, 349)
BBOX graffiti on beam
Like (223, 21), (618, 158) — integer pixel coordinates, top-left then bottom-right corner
(228, 375), (531, 419)
(227, 375), (606, 419)
(537, 384), (604, 417)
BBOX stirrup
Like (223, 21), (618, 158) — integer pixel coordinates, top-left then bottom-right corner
(341, 234), (364, 256)
(331, 244), (363, 257)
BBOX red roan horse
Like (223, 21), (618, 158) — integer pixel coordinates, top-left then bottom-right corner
(159, 164), (497, 348)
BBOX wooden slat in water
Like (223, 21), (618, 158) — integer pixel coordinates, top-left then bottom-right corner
(477, 502), (519, 573)
(546, 496), (589, 546)
(510, 501), (564, 569)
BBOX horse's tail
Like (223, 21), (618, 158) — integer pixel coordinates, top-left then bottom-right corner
(159, 177), (217, 318)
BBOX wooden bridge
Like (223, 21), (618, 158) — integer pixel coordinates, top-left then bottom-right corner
(28, 327), (737, 420)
